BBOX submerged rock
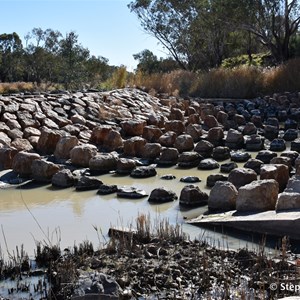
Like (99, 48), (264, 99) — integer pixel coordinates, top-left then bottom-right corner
(130, 166), (157, 178)
(97, 184), (118, 195)
(148, 187), (177, 203)
(75, 176), (103, 191)
(179, 185), (208, 207)
(52, 169), (75, 188)
(117, 187), (148, 199)
(180, 176), (201, 183)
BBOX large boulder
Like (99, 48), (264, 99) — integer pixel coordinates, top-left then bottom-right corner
(194, 140), (214, 158)
(89, 153), (118, 173)
(0, 147), (18, 170)
(148, 188), (178, 203)
(142, 125), (163, 143)
(120, 119), (146, 136)
(158, 131), (177, 147)
(116, 158), (136, 175)
(164, 120), (185, 135)
(260, 164), (289, 192)
(228, 168), (257, 189)
(36, 127), (62, 155)
(225, 129), (244, 149)
(54, 136), (79, 159)
(52, 169), (75, 188)
(174, 134), (194, 153)
(179, 185), (208, 207)
(70, 144), (98, 167)
(178, 152), (202, 168)
(31, 159), (60, 182)
(12, 151), (41, 177)
(103, 130), (123, 152)
(123, 136), (147, 157)
(142, 143), (162, 159)
(158, 147), (179, 166)
(276, 192), (300, 211)
(208, 181), (238, 211)
(236, 179), (279, 212)
(207, 127), (224, 146)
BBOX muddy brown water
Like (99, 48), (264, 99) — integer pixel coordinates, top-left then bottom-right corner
(0, 155), (287, 258)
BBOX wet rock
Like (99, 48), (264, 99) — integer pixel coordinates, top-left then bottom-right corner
(228, 168), (257, 189)
(243, 158), (264, 175)
(242, 122), (257, 135)
(123, 136), (147, 157)
(269, 138), (286, 152)
(220, 162), (238, 173)
(245, 134), (264, 151)
(207, 127), (224, 146)
(117, 187), (148, 199)
(177, 152), (201, 168)
(256, 150), (277, 164)
(230, 151), (251, 163)
(158, 131), (177, 147)
(212, 146), (230, 161)
(52, 169), (75, 188)
(260, 164), (289, 192)
(116, 158), (136, 175)
(160, 174), (176, 180)
(180, 176), (201, 183)
(130, 166), (157, 178)
(208, 181), (238, 211)
(164, 120), (185, 135)
(206, 174), (228, 188)
(236, 179), (279, 212)
(97, 184), (118, 195)
(225, 129), (244, 149)
(0, 147), (18, 170)
(76, 176), (103, 191)
(89, 153), (118, 173)
(291, 138), (300, 152)
(179, 185), (208, 207)
(142, 143), (162, 159)
(31, 159), (60, 182)
(174, 134), (194, 153)
(54, 136), (78, 159)
(103, 130), (124, 152)
(148, 188), (177, 203)
(70, 144), (98, 167)
(186, 123), (202, 142)
(284, 118), (298, 130)
(142, 125), (163, 142)
(283, 129), (298, 141)
(12, 151), (41, 177)
(120, 119), (146, 136)
(198, 158), (219, 170)
(37, 127), (63, 155)
(194, 140), (214, 158)
(264, 124), (279, 141)
(158, 147), (179, 166)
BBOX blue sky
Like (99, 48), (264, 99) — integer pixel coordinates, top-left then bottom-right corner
(0, 0), (167, 70)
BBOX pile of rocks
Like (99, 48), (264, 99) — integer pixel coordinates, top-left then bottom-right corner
(1, 88), (300, 212)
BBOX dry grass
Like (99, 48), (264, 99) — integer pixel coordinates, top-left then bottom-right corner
(129, 58), (300, 98)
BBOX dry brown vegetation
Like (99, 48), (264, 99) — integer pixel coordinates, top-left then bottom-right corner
(129, 58), (300, 99)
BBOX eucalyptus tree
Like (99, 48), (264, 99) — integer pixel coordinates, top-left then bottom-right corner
(0, 32), (24, 81)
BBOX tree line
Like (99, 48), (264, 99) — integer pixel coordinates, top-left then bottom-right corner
(129, 0), (300, 71)
(0, 28), (115, 89)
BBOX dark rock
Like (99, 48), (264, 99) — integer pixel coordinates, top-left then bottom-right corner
(245, 134), (264, 151)
(97, 184), (118, 195)
(52, 169), (75, 188)
(160, 174), (176, 180)
(194, 140), (214, 158)
(220, 162), (238, 173)
(207, 127), (224, 146)
(269, 138), (286, 152)
(198, 158), (219, 170)
(130, 166), (157, 178)
(123, 136), (147, 157)
(158, 131), (177, 147)
(291, 138), (300, 152)
(283, 129), (298, 141)
(243, 158), (264, 175)
(179, 185), (208, 207)
(116, 158), (136, 175)
(228, 167), (257, 189)
(158, 147), (179, 166)
(225, 129), (244, 149)
(206, 174), (228, 188)
(212, 146), (231, 161)
(177, 152), (202, 168)
(180, 176), (201, 183)
(281, 151), (299, 165)
(256, 150), (277, 164)
(142, 143), (162, 159)
(75, 176), (103, 191)
(148, 188), (177, 203)
(230, 151), (251, 162)
(174, 134), (194, 153)
(89, 153), (118, 173)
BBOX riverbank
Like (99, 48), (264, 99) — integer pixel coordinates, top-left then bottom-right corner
(1, 214), (300, 300)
